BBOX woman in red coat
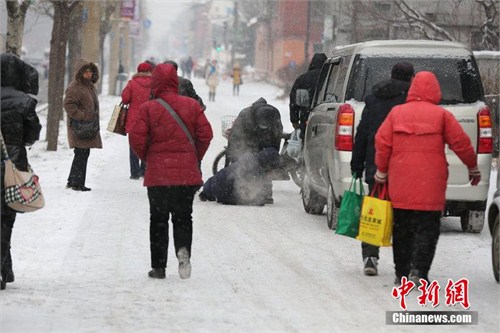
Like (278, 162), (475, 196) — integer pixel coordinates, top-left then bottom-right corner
(129, 63), (213, 280)
(121, 62), (152, 179)
(375, 71), (480, 284)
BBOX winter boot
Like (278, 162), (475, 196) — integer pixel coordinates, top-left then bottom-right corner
(177, 247), (191, 279)
(409, 269), (428, 285)
(363, 257), (378, 276)
(1, 278), (5, 290)
(148, 268), (166, 279)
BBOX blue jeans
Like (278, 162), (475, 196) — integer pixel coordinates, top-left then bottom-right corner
(130, 147), (145, 178)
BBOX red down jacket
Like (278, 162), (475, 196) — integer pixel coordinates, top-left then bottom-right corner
(121, 72), (151, 133)
(375, 71), (477, 211)
(129, 63), (213, 187)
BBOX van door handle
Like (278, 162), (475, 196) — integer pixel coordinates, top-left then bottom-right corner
(312, 125), (318, 136)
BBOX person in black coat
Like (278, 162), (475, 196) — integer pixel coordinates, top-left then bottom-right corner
(226, 97), (283, 204)
(350, 62), (414, 277)
(289, 53), (327, 140)
(163, 60), (206, 110)
(0, 53), (42, 290)
(200, 148), (281, 206)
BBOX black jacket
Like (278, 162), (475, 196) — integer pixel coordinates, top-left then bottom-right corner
(350, 78), (410, 184)
(178, 76), (205, 110)
(1, 53), (42, 214)
(227, 97), (283, 163)
(289, 53), (327, 124)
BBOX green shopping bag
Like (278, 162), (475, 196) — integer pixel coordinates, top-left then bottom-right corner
(335, 175), (365, 238)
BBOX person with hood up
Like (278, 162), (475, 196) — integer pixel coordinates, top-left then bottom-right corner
(226, 97), (283, 204)
(232, 63), (242, 96)
(351, 62), (415, 276)
(1, 53), (42, 290)
(289, 53), (327, 140)
(64, 59), (102, 191)
(121, 62), (152, 179)
(129, 63), (213, 280)
(375, 71), (480, 284)
(200, 148), (281, 206)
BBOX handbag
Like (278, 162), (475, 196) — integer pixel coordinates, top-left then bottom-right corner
(356, 183), (393, 247)
(286, 129), (302, 159)
(107, 103), (128, 135)
(1, 133), (44, 212)
(71, 116), (100, 140)
(335, 174), (364, 238)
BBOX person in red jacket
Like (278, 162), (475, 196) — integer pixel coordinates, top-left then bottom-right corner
(129, 63), (213, 280)
(121, 62), (152, 179)
(375, 71), (481, 284)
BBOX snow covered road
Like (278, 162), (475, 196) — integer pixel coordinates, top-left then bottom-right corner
(1, 77), (498, 332)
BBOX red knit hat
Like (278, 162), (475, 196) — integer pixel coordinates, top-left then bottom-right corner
(137, 62), (153, 73)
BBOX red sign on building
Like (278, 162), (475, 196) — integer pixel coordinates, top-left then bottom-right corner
(120, 0), (135, 19)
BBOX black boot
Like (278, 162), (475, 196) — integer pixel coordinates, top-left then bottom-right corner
(1, 264), (14, 283)
(148, 268), (166, 279)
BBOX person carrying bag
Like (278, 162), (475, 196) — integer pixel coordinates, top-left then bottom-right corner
(336, 174), (364, 238)
(356, 182), (393, 247)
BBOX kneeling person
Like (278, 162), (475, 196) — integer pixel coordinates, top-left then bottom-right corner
(200, 148), (280, 205)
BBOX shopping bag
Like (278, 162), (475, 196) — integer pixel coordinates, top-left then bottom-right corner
(356, 183), (393, 247)
(335, 174), (364, 238)
(107, 103), (128, 135)
(286, 129), (302, 159)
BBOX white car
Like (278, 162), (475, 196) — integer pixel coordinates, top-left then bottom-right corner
(301, 40), (493, 233)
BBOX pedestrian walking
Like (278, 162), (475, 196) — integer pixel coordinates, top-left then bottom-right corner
(1, 53), (42, 290)
(64, 59), (102, 191)
(121, 61), (152, 179)
(232, 63), (242, 96)
(351, 62), (414, 276)
(129, 63), (213, 279)
(374, 71), (480, 284)
(205, 59), (219, 102)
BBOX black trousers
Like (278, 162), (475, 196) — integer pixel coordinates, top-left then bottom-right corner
(392, 209), (441, 279)
(1, 212), (16, 278)
(362, 182), (379, 259)
(67, 148), (90, 186)
(147, 186), (198, 269)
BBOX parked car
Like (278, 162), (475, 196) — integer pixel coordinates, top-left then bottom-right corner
(487, 165), (500, 282)
(301, 40), (493, 232)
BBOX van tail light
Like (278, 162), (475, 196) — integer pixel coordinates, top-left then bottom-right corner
(335, 104), (354, 151)
(477, 106), (493, 154)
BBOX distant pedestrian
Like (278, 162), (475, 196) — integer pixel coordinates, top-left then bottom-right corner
(232, 63), (242, 96)
(375, 71), (480, 284)
(351, 62), (414, 276)
(1, 53), (42, 290)
(121, 61), (152, 179)
(64, 59), (102, 192)
(185, 56), (193, 80)
(129, 63), (213, 280)
(205, 59), (219, 102)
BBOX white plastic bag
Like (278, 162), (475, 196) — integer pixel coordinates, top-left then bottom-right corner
(286, 129), (302, 158)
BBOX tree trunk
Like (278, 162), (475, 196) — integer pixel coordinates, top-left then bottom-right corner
(5, 0), (31, 56)
(67, 1), (83, 83)
(46, 2), (72, 151)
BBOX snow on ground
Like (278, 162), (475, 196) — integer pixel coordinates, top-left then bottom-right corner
(0, 76), (499, 332)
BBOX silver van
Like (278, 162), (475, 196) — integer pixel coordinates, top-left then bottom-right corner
(301, 40), (493, 233)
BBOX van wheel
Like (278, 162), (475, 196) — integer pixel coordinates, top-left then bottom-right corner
(460, 210), (485, 233)
(492, 216), (499, 282)
(327, 183), (339, 230)
(301, 174), (325, 215)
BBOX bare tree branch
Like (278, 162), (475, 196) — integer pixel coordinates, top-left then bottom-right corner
(476, 0), (499, 50)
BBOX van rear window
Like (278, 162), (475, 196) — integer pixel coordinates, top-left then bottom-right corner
(346, 55), (484, 104)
